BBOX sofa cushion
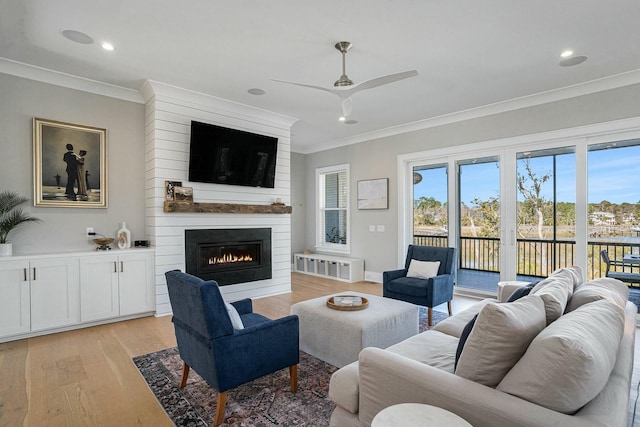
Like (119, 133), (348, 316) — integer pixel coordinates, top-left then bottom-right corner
(432, 299), (493, 338)
(455, 295), (546, 387)
(406, 259), (441, 279)
(530, 269), (575, 324)
(386, 329), (459, 373)
(497, 299), (625, 414)
(566, 277), (629, 312)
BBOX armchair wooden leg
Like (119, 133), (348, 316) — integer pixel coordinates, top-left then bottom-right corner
(290, 364), (298, 392)
(428, 307), (433, 326)
(214, 391), (227, 426)
(448, 300), (453, 316)
(180, 362), (190, 388)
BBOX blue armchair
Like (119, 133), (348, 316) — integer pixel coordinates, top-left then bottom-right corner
(383, 245), (457, 326)
(165, 270), (299, 426)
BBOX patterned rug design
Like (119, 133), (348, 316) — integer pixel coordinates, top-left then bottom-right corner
(133, 307), (448, 427)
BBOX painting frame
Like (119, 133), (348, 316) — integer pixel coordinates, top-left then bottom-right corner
(357, 178), (389, 210)
(33, 118), (107, 208)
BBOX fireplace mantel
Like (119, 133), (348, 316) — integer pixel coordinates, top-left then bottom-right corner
(164, 201), (292, 214)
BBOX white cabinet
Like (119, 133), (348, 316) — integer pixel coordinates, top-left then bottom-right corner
(293, 253), (365, 283)
(0, 260), (30, 337)
(118, 252), (154, 316)
(80, 251), (154, 322)
(30, 257), (80, 331)
(0, 249), (155, 343)
(80, 255), (120, 322)
(0, 257), (80, 335)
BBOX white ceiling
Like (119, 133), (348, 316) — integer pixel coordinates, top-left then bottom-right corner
(1, 1), (640, 153)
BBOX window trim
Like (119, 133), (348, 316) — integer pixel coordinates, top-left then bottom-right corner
(315, 163), (350, 254)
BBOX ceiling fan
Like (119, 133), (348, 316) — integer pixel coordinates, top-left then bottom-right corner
(271, 41), (418, 119)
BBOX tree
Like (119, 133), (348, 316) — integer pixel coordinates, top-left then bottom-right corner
(517, 159), (551, 240)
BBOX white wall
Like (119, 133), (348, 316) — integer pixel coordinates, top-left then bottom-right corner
(141, 81), (297, 315)
(0, 73), (146, 254)
(298, 83), (640, 280)
(290, 152), (307, 258)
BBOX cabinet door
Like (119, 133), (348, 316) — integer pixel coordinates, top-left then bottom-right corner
(118, 253), (154, 316)
(30, 257), (80, 331)
(0, 260), (31, 337)
(80, 255), (120, 322)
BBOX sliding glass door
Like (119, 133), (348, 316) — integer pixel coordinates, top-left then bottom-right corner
(412, 164), (448, 247)
(457, 157), (501, 292)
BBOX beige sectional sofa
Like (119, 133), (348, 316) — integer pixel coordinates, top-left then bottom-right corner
(329, 267), (636, 427)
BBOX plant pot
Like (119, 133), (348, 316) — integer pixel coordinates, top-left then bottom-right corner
(0, 242), (13, 256)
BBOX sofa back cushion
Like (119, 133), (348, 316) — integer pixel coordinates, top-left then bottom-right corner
(455, 295), (546, 387)
(496, 299), (625, 414)
(530, 268), (575, 325)
(566, 277), (629, 312)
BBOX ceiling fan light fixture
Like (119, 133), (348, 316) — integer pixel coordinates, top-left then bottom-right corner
(339, 116), (346, 122)
(560, 49), (574, 58)
(101, 42), (115, 51)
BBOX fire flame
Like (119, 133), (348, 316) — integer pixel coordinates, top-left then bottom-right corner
(208, 253), (253, 265)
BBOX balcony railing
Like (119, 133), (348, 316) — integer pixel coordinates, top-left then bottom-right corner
(413, 234), (640, 286)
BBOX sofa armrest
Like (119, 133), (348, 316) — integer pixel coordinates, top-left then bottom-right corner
(357, 347), (600, 427)
(230, 298), (253, 315)
(383, 269), (407, 284)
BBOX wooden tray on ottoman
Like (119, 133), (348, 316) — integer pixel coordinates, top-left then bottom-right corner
(327, 295), (369, 311)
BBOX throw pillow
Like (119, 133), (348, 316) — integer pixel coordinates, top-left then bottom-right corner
(225, 302), (245, 330)
(454, 295), (546, 387)
(531, 270), (575, 325)
(497, 299), (624, 414)
(454, 314), (477, 370)
(506, 282), (537, 302)
(406, 259), (441, 279)
(565, 277), (629, 312)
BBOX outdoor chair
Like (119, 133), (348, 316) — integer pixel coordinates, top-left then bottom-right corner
(600, 249), (640, 284)
(383, 245), (457, 326)
(165, 270), (299, 426)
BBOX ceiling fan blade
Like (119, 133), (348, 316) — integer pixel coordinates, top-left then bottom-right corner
(349, 70), (418, 94)
(270, 78), (338, 95)
(341, 97), (353, 117)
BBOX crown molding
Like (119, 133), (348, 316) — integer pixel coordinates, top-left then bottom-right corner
(141, 80), (299, 130)
(0, 57), (144, 103)
(299, 68), (640, 154)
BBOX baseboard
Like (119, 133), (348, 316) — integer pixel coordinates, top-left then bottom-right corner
(365, 271), (383, 283)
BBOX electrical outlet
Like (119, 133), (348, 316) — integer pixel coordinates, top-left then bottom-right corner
(86, 227), (94, 237)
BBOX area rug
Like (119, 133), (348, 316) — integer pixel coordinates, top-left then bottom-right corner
(133, 307), (448, 427)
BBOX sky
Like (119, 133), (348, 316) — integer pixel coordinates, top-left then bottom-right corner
(413, 144), (640, 206)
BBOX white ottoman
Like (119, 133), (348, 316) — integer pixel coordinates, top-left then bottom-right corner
(290, 292), (419, 368)
(372, 403), (472, 427)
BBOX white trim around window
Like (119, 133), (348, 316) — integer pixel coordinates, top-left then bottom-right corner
(315, 163), (351, 254)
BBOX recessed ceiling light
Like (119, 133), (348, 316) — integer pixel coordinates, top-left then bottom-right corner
(559, 55), (588, 67)
(61, 29), (94, 44)
(248, 88), (266, 95)
(560, 50), (574, 58)
(101, 42), (115, 51)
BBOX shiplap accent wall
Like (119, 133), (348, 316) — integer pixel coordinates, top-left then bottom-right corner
(141, 81), (298, 315)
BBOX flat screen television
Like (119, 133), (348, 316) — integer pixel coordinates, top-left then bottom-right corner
(188, 120), (279, 188)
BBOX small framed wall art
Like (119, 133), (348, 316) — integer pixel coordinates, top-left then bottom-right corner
(357, 178), (388, 210)
(165, 180), (182, 201)
(33, 118), (107, 208)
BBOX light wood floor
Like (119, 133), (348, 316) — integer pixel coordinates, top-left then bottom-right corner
(0, 273), (635, 426)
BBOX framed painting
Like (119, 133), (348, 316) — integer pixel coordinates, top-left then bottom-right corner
(357, 178), (388, 210)
(33, 118), (107, 208)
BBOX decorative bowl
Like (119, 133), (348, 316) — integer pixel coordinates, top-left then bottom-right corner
(93, 237), (114, 246)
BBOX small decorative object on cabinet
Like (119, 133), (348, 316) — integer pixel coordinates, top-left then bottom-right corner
(117, 222), (131, 249)
(0, 191), (41, 256)
(294, 253), (364, 283)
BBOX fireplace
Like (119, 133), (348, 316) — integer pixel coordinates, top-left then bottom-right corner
(185, 228), (272, 285)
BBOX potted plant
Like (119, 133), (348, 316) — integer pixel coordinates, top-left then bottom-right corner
(0, 191), (40, 256)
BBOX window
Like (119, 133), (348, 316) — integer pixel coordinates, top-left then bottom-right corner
(316, 164), (350, 253)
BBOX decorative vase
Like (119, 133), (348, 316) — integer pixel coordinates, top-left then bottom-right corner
(0, 242), (12, 256)
(117, 222), (131, 249)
